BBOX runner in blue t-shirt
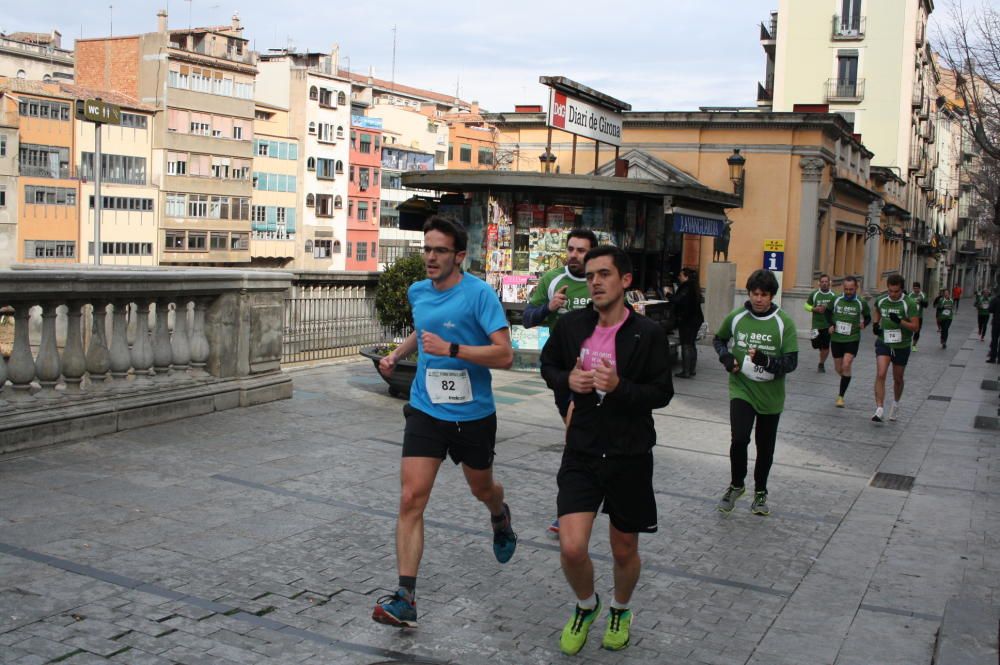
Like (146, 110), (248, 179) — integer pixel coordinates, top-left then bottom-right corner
(372, 216), (517, 629)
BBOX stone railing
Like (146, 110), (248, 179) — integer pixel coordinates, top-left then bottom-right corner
(0, 266), (293, 454)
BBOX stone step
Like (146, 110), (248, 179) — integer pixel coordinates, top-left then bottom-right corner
(934, 597), (999, 665)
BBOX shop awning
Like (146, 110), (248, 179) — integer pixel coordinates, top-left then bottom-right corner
(670, 207), (727, 237)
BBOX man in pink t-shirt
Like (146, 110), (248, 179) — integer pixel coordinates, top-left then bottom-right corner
(540, 246), (673, 654)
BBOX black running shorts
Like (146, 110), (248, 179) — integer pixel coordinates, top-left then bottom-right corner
(557, 450), (658, 534)
(830, 340), (860, 359)
(874, 340), (911, 367)
(810, 328), (831, 350)
(402, 404), (497, 470)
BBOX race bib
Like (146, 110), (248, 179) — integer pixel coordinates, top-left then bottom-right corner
(835, 321), (853, 336)
(884, 328), (902, 344)
(426, 368), (473, 404)
(810, 328), (820, 339)
(741, 353), (775, 382)
(942, 309), (952, 317)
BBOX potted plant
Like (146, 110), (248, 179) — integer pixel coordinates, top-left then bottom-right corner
(360, 253), (425, 397)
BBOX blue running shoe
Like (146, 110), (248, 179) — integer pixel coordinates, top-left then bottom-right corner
(372, 587), (417, 628)
(492, 503), (517, 564)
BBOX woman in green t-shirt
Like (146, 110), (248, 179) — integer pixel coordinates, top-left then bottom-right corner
(712, 270), (799, 517)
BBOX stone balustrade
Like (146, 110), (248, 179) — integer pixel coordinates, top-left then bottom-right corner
(0, 265), (294, 454)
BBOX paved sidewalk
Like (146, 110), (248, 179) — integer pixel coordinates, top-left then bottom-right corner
(1, 306), (997, 664)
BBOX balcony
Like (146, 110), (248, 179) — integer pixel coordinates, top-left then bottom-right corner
(832, 15), (866, 39)
(826, 78), (865, 102)
(918, 98), (930, 120)
(19, 163), (72, 179)
(760, 13), (777, 43)
(908, 145), (923, 171)
(920, 170), (935, 191)
(757, 82), (773, 103)
(912, 85), (923, 108)
(916, 20), (925, 45)
(958, 239), (978, 255)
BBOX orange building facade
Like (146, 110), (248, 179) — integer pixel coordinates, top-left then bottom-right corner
(346, 115), (380, 271)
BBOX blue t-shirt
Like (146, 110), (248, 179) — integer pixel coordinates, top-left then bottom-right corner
(409, 273), (509, 421)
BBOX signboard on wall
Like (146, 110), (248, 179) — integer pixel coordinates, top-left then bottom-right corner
(351, 115), (383, 130)
(546, 88), (623, 147)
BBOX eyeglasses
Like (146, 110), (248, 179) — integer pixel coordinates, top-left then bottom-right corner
(422, 246), (457, 256)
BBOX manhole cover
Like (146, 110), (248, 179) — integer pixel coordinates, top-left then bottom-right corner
(870, 472), (915, 491)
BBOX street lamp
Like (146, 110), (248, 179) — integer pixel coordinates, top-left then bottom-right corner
(727, 148), (747, 199)
(539, 149), (557, 174)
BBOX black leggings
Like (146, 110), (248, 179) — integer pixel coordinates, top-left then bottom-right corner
(729, 399), (781, 492)
(939, 319), (952, 344)
(978, 315), (989, 337)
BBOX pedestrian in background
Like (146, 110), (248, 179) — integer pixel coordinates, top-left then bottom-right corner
(952, 283), (963, 311)
(988, 290), (1000, 364)
(910, 282), (928, 351)
(975, 289), (991, 341)
(670, 267), (704, 378)
(934, 291), (955, 349)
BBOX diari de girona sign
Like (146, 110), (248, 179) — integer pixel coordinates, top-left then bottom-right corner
(547, 89), (623, 147)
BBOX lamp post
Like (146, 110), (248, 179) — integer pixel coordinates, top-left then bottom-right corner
(727, 148), (747, 200)
(539, 150), (557, 174)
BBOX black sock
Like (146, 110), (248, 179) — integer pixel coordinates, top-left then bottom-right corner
(398, 576), (416, 595)
(839, 376), (852, 396)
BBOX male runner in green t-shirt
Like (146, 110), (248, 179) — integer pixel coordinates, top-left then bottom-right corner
(934, 292), (955, 348)
(713, 269), (798, 517)
(824, 276), (871, 407)
(871, 274), (921, 423)
(523, 228), (598, 538)
(804, 273), (837, 373)
(975, 290), (991, 341)
(909, 282), (929, 351)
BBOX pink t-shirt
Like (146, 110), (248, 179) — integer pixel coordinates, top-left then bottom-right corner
(580, 311), (629, 398)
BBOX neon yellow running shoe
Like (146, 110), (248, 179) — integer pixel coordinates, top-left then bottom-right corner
(602, 607), (633, 651)
(835, 395), (845, 408)
(560, 596), (601, 656)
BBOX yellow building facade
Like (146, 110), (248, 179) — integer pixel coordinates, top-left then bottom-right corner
(250, 103), (298, 268)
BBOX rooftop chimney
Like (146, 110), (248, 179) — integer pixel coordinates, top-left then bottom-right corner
(157, 10), (168, 33)
(330, 43), (339, 72)
(471, 100), (480, 115)
(231, 12), (241, 32)
(50, 30), (62, 49)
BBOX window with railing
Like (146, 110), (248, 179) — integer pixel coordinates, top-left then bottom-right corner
(25, 185), (75, 206)
(317, 158), (336, 180)
(25, 239), (75, 258)
(80, 152), (147, 185)
(165, 193), (250, 220)
(832, 13), (865, 39)
(356, 240), (367, 261)
(88, 196), (154, 211)
(18, 99), (70, 121)
(315, 194), (334, 217)
(19, 144), (70, 178)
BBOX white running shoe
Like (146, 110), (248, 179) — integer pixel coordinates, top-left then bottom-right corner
(872, 406), (884, 423)
(889, 404), (900, 421)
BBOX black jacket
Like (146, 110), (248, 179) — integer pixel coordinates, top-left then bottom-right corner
(540, 305), (674, 457)
(670, 281), (704, 328)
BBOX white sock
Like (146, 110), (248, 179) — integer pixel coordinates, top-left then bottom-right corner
(576, 594), (597, 610)
(611, 599), (629, 611)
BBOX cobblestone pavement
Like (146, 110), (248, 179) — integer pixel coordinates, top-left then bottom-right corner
(1, 307), (997, 664)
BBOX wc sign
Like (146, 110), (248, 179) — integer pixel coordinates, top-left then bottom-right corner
(762, 239), (785, 306)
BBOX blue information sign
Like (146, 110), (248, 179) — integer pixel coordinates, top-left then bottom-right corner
(763, 251), (784, 271)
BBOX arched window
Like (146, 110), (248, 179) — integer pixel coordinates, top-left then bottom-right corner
(309, 86), (318, 100)
(16, 69), (26, 79)
(334, 195), (343, 209)
(333, 240), (342, 253)
(336, 125), (344, 139)
(305, 240), (313, 252)
(306, 193), (315, 207)
(335, 160), (344, 173)
(42, 74), (52, 82)
(337, 91), (346, 106)
(307, 157), (316, 171)
(308, 122), (316, 134)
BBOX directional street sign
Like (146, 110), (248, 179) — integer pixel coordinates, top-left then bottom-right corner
(80, 99), (121, 125)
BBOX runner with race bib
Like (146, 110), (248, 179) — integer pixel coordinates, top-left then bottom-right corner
(373, 216), (517, 629)
(713, 269), (798, 517)
(804, 273), (837, 373)
(825, 275), (871, 408)
(871, 274), (920, 423)
(935, 293), (955, 349)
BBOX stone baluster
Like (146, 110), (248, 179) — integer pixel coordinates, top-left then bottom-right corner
(130, 300), (154, 386)
(189, 298), (210, 378)
(108, 300), (132, 387)
(151, 299), (173, 382)
(61, 300), (87, 396)
(34, 303), (63, 399)
(7, 305), (37, 401)
(85, 302), (111, 389)
(0, 338), (7, 406)
(170, 300), (192, 379)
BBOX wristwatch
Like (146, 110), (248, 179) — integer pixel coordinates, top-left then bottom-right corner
(449, 342), (460, 358)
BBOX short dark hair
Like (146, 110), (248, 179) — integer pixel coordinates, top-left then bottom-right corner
(422, 215), (467, 253)
(886, 273), (904, 288)
(746, 269), (780, 296)
(584, 245), (632, 277)
(819, 273), (830, 280)
(842, 275), (858, 286)
(912, 281), (921, 288)
(566, 228), (598, 249)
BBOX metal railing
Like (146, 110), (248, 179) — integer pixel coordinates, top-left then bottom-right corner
(826, 78), (865, 101)
(832, 14), (866, 39)
(282, 295), (398, 364)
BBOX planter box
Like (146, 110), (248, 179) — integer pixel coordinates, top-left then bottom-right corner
(360, 345), (416, 398)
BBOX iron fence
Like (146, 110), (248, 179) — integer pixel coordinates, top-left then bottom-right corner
(282, 295), (401, 364)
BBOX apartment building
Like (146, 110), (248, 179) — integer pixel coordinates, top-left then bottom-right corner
(0, 84), (18, 268)
(75, 10), (256, 265)
(444, 103), (498, 171)
(256, 50), (351, 271)
(0, 79), (79, 264)
(0, 30), (74, 83)
(250, 102), (298, 268)
(73, 85), (158, 266)
(347, 114), (381, 271)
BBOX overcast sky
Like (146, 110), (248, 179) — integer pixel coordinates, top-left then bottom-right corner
(5, 0), (784, 111)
